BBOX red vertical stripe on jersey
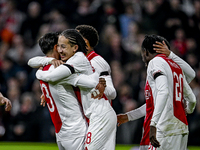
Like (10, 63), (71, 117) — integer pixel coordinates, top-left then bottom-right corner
(73, 86), (90, 125)
(157, 54), (188, 125)
(140, 81), (154, 146)
(40, 65), (62, 133)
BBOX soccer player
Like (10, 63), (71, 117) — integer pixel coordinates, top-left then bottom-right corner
(75, 25), (116, 104)
(0, 92), (12, 111)
(117, 35), (196, 150)
(30, 32), (90, 150)
(31, 29), (117, 150)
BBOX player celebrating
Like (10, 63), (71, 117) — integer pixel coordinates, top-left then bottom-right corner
(30, 29), (117, 150)
(117, 35), (196, 150)
(30, 32), (91, 150)
(75, 25), (116, 104)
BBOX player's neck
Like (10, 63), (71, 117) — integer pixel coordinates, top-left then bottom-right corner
(86, 48), (94, 56)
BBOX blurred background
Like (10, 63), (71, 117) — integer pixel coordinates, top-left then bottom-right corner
(0, 0), (200, 146)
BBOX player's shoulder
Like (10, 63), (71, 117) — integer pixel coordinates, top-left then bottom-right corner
(68, 52), (89, 64)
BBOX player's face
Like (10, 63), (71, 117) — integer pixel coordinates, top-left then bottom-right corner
(57, 36), (78, 61)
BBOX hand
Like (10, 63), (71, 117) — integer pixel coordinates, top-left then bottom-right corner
(91, 78), (106, 100)
(153, 41), (170, 57)
(51, 59), (64, 68)
(117, 114), (128, 126)
(149, 126), (160, 148)
(99, 78), (106, 87)
(40, 94), (46, 107)
(39, 66), (43, 70)
(0, 97), (12, 111)
(91, 83), (105, 99)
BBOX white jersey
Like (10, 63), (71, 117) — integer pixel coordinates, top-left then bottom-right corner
(147, 54), (189, 136)
(87, 51), (116, 101)
(35, 52), (114, 118)
(34, 52), (117, 149)
(127, 51), (196, 122)
(39, 64), (87, 142)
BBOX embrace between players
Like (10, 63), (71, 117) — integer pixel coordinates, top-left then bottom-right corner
(28, 25), (196, 150)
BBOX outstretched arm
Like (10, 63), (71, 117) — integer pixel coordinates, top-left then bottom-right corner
(28, 56), (64, 68)
(28, 56), (54, 68)
(117, 104), (146, 126)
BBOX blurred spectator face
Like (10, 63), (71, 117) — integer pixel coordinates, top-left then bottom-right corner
(175, 28), (185, 40)
(170, 0), (180, 9)
(144, 1), (156, 15)
(28, 1), (41, 18)
(20, 92), (35, 114)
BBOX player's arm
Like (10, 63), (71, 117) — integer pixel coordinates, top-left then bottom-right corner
(183, 76), (196, 114)
(28, 56), (64, 68)
(36, 64), (75, 82)
(99, 74), (116, 100)
(0, 92), (12, 111)
(117, 104), (146, 126)
(92, 58), (117, 100)
(150, 73), (169, 127)
(149, 73), (168, 148)
(153, 41), (195, 83)
(28, 56), (54, 68)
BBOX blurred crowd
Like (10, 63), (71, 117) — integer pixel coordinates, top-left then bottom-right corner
(0, 0), (200, 146)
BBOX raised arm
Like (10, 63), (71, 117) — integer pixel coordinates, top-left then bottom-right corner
(153, 41), (195, 83)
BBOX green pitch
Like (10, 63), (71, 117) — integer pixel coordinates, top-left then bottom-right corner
(0, 142), (200, 150)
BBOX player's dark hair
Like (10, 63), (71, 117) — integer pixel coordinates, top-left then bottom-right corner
(60, 29), (88, 54)
(75, 25), (99, 48)
(39, 32), (59, 54)
(142, 34), (170, 54)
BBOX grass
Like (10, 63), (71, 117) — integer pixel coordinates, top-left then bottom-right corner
(0, 142), (200, 150)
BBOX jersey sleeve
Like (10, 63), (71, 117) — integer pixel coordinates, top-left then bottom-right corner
(126, 104), (146, 121)
(91, 56), (117, 100)
(36, 64), (73, 82)
(74, 72), (99, 88)
(183, 76), (196, 114)
(168, 52), (195, 83)
(149, 58), (169, 127)
(28, 56), (54, 68)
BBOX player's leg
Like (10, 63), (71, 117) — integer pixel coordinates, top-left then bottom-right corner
(104, 111), (117, 150)
(57, 141), (65, 150)
(180, 134), (188, 150)
(84, 109), (117, 150)
(59, 136), (85, 150)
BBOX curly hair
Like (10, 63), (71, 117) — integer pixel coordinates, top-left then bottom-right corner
(142, 34), (170, 54)
(75, 25), (99, 48)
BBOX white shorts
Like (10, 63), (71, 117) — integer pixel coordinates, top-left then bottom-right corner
(148, 134), (188, 150)
(139, 145), (149, 150)
(57, 136), (85, 150)
(84, 109), (117, 150)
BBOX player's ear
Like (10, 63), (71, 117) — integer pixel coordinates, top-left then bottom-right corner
(54, 44), (57, 51)
(73, 45), (78, 53)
